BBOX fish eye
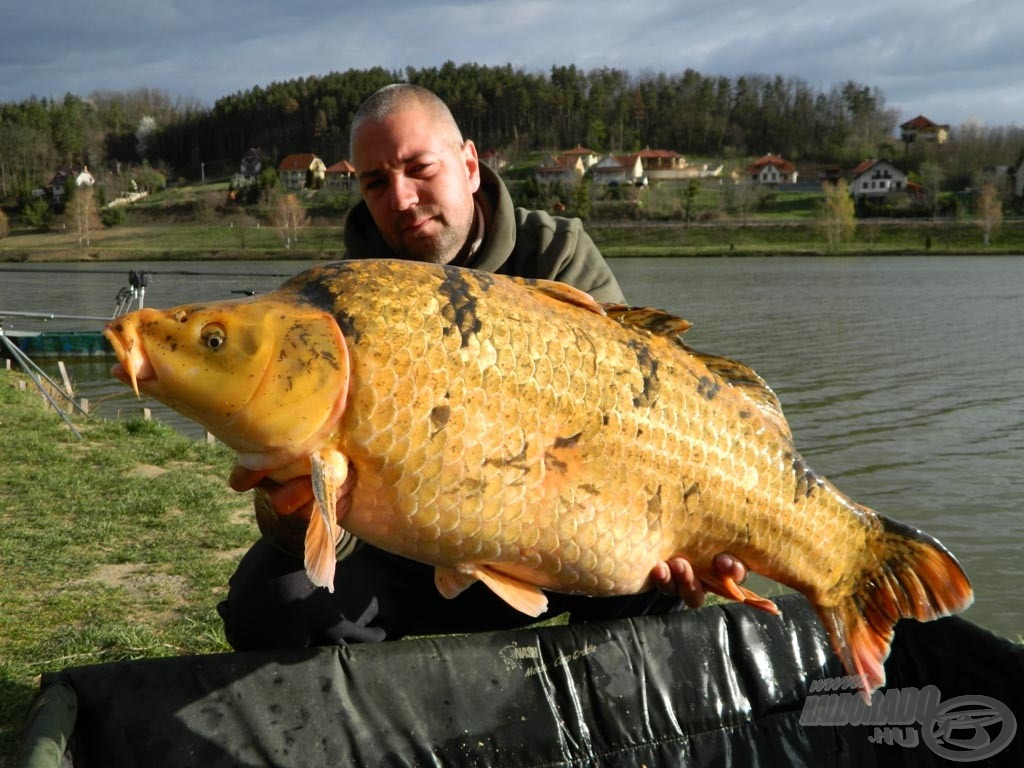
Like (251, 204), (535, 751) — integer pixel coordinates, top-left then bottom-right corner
(201, 323), (226, 350)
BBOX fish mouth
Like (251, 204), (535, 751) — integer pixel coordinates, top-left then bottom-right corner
(103, 322), (155, 397)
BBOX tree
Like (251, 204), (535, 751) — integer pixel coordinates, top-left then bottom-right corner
(819, 179), (856, 251)
(975, 183), (1002, 247)
(272, 193), (309, 248)
(571, 178), (592, 219)
(918, 161), (945, 219)
(679, 180), (701, 225)
(0, 206), (9, 238)
(67, 186), (100, 246)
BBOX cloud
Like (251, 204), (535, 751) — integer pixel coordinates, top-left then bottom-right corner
(0, 0), (1020, 127)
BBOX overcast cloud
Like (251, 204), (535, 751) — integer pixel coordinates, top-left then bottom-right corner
(2, 0), (1021, 129)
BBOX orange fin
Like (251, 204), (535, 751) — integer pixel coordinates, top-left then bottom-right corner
(814, 514), (973, 698)
(702, 573), (781, 615)
(511, 277), (606, 315)
(303, 450), (349, 592)
(434, 566), (476, 599)
(443, 564), (549, 617)
(604, 305), (693, 338)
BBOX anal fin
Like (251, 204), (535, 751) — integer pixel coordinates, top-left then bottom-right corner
(701, 572), (781, 615)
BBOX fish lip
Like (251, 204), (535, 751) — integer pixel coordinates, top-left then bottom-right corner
(103, 323), (154, 397)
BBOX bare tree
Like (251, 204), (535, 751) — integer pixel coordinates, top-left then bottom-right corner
(272, 193), (309, 249)
(67, 186), (100, 247)
(819, 179), (856, 251)
(976, 183), (1002, 247)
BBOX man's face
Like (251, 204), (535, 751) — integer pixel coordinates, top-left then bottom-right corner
(352, 108), (480, 264)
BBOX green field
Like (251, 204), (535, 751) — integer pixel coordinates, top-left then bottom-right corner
(3, 181), (1023, 263)
(0, 373), (253, 763)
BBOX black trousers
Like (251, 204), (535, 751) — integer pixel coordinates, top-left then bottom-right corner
(217, 538), (683, 650)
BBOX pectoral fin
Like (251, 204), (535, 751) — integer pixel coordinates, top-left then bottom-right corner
(303, 450), (349, 592)
(436, 564), (549, 617)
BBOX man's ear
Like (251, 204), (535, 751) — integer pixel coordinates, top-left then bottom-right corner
(463, 139), (481, 193)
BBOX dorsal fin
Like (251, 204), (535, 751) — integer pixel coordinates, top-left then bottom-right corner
(605, 303), (785, 428)
(604, 305), (693, 337)
(691, 349), (789, 431)
(508, 276), (608, 315)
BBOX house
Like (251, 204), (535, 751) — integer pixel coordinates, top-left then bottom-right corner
(1013, 158), (1024, 198)
(324, 160), (357, 191)
(560, 145), (601, 171)
(236, 148), (268, 185)
(746, 154), (798, 184)
(48, 165), (95, 202)
(900, 115), (950, 145)
(534, 153), (586, 185)
(591, 154), (645, 186)
(849, 159), (909, 199)
(478, 148), (508, 172)
(277, 153), (326, 190)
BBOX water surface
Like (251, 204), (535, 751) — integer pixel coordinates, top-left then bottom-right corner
(2, 256), (1021, 639)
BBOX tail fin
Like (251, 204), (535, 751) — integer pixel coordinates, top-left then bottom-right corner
(815, 514), (973, 697)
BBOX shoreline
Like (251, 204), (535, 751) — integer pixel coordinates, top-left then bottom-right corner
(3, 245), (1024, 264)
(3, 218), (1024, 263)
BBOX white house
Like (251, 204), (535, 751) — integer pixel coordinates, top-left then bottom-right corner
(277, 153), (326, 190)
(591, 154), (644, 186)
(849, 159), (908, 199)
(534, 153), (586, 185)
(746, 154), (798, 185)
(48, 165), (95, 202)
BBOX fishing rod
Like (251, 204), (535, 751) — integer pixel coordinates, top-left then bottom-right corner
(0, 328), (85, 439)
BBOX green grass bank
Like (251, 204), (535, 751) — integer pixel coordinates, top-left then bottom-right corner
(0, 371), (255, 764)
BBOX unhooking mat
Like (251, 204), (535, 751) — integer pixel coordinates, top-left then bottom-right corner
(17, 594), (1023, 767)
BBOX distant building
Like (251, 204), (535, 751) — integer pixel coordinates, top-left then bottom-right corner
(534, 153), (586, 185)
(900, 115), (950, 145)
(324, 160), (357, 191)
(478, 147), (508, 172)
(48, 165), (95, 202)
(747, 154), (798, 184)
(237, 148), (268, 185)
(849, 159), (909, 199)
(278, 153), (326, 190)
(591, 154), (645, 186)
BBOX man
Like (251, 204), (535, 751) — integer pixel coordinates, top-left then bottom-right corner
(219, 84), (745, 649)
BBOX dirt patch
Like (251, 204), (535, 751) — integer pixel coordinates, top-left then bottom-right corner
(131, 464), (169, 479)
(85, 562), (186, 592)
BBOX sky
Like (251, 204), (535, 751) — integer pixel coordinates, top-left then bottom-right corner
(2, 0), (1021, 130)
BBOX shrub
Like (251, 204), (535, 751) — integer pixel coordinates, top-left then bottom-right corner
(21, 197), (53, 230)
(101, 206), (127, 227)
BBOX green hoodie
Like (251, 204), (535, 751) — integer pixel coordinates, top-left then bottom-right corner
(343, 164), (625, 304)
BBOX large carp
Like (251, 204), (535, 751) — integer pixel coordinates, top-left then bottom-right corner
(104, 259), (972, 694)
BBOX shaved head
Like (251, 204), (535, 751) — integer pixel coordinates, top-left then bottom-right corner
(350, 84), (464, 157)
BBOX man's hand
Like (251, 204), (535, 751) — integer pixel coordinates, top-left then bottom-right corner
(650, 553), (748, 609)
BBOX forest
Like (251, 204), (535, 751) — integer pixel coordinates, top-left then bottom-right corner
(2, 61), (1023, 201)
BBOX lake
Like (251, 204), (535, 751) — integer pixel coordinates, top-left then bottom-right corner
(2, 256), (1022, 640)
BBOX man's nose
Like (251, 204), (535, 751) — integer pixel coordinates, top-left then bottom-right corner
(389, 175), (418, 210)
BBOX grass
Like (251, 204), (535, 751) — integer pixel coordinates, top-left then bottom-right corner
(4, 180), (1024, 263)
(0, 371), (256, 765)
